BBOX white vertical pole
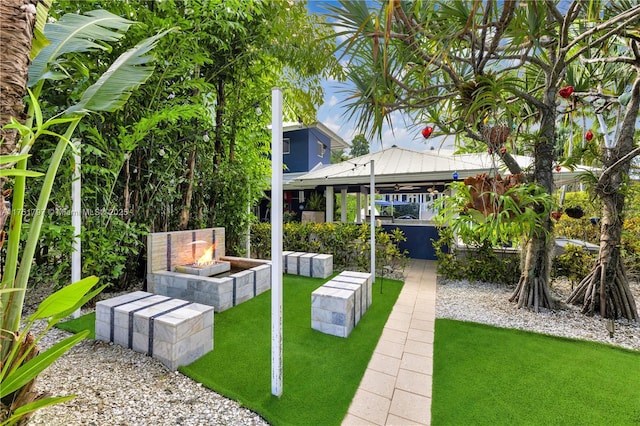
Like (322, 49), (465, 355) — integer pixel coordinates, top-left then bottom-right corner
(71, 141), (82, 318)
(246, 184), (251, 258)
(340, 189), (347, 223)
(370, 160), (375, 284)
(356, 191), (361, 223)
(271, 87), (283, 397)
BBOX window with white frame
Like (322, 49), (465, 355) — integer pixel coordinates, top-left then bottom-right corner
(317, 140), (326, 158)
(283, 138), (290, 154)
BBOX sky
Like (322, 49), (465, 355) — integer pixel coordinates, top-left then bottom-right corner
(306, 1), (453, 154)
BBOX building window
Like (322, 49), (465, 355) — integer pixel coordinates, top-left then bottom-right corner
(317, 140), (326, 158)
(283, 138), (290, 154)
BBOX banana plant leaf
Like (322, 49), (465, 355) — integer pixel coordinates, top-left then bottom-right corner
(28, 9), (135, 85)
(66, 29), (174, 115)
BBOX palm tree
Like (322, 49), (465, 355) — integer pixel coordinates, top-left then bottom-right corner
(0, 8), (170, 423)
(0, 0), (48, 236)
(327, 0), (640, 313)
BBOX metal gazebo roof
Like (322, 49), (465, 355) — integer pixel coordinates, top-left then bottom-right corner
(283, 146), (592, 193)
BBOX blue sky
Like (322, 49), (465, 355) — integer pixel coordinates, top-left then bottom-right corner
(307, 1), (452, 154)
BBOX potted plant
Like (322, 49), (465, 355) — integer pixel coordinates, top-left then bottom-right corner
(302, 191), (326, 223)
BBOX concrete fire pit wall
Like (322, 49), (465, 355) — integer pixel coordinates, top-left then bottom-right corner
(147, 228), (226, 275)
(146, 226), (272, 312)
(148, 261), (271, 312)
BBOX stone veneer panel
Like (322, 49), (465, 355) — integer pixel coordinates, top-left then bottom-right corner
(146, 228), (226, 277)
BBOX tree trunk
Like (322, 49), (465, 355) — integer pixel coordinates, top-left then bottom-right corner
(178, 143), (197, 230)
(566, 75), (640, 320)
(509, 93), (557, 311)
(0, 0), (37, 156)
(0, 0), (39, 232)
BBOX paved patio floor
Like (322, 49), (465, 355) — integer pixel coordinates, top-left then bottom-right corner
(342, 259), (436, 426)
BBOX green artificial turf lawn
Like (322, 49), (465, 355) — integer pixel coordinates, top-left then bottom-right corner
(180, 275), (403, 426)
(57, 275), (403, 426)
(57, 312), (96, 339)
(432, 319), (640, 425)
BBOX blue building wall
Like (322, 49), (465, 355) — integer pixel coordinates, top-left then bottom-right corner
(306, 127), (331, 170)
(381, 224), (443, 260)
(283, 127), (332, 173)
(283, 129), (309, 173)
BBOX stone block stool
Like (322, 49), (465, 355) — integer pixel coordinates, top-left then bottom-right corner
(311, 286), (355, 338)
(96, 291), (213, 370)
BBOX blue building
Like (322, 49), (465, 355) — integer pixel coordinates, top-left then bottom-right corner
(259, 122), (349, 221)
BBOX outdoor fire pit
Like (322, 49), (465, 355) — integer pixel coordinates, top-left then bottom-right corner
(147, 228), (271, 312)
(175, 260), (231, 276)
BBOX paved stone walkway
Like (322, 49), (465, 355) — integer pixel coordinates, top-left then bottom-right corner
(342, 260), (436, 425)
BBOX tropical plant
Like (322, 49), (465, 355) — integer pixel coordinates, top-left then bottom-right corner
(562, 6), (640, 319)
(0, 8), (169, 422)
(305, 191), (326, 211)
(27, 0), (342, 282)
(327, 0), (640, 313)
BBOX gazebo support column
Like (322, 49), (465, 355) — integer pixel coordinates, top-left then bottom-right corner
(340, 189), (347, 223)
(325, 186), (334, 223)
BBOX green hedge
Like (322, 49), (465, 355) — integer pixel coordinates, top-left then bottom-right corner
(555, 215), (640, 276)
(250, 222), (409, 273)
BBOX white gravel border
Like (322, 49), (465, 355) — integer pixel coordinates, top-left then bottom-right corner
(436, 278), (640, 351)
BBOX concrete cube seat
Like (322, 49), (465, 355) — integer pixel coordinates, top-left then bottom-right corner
(311, 285), (356, 338)
(311, 271), (373, 338)
(282, 251), (333, 278)
(96, 291), (213, 370)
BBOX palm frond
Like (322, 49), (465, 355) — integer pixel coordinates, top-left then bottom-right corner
(65, 29), (174, 115)
(28, 9), (136, 86)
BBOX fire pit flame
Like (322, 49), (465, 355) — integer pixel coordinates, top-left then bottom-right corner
(195, 244), (215, 266)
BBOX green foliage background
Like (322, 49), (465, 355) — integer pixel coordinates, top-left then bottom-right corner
(22, 0), (341, 292)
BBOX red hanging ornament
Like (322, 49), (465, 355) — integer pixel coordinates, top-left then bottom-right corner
(585, 130), (594, 141)
(558, 86), (574, 99)
(488, 147), (493, 154)
(555, 166), (562, 172)
(499, 146), (507, 154)
(551, 211), (563, 221)
(421, 126), (434, 139)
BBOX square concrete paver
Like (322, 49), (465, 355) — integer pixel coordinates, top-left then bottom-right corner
(403, 339), (433, 357)
(368, 352), (402, 376)
(407, 328), (434, 343)
(347, 389), (392, 425)
(400, 352), (432, 376)
(386, 413), (428, 426)
(410, 318), (435, 332)
(389, 389), (431, 425)
(380, 328), (407, 345)
(411, 310), (434, 321)
(395, 368), (432, 396)
(392, 303), (414, 314)
(360, 369), (396, 399)
(375, 339), (405, 359)
(381, 317), (411, 333)
(342, 413), (378, 426)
